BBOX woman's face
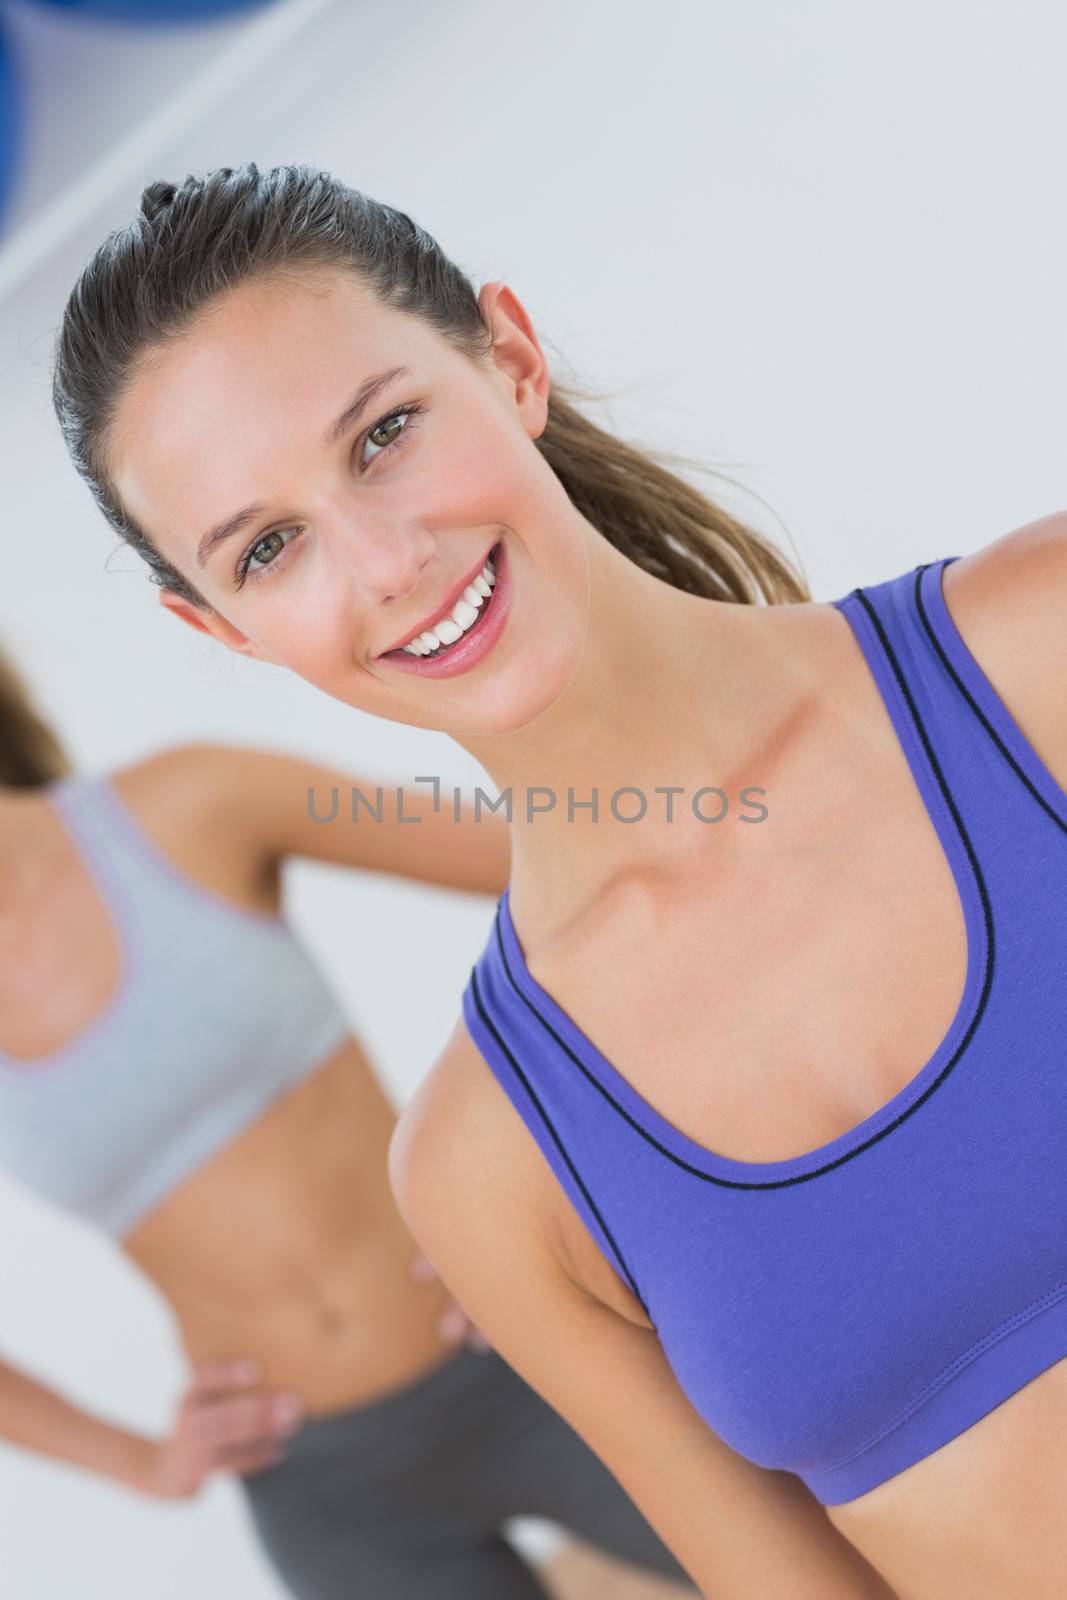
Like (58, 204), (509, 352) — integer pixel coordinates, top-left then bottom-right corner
(108, 267), (590, 734)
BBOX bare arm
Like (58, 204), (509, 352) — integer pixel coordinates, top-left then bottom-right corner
(0, 1355), (299, 1499)
(141, 741), (511, 900)
(0, 1355), (158, 1492)
(389, 1025), (899, 1600)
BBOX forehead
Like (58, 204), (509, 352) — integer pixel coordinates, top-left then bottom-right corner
(115, 268), (428, 459)
(109, 268), (439, 549)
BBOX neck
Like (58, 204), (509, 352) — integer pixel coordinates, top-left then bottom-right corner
(458, 526), (822, 913)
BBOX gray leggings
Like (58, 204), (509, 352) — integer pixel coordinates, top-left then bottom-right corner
(240, 1343), (695, 1598)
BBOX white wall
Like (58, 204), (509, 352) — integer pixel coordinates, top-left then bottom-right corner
(0, 1), (1065, 1593)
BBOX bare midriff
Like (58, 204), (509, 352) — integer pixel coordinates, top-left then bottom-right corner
(124, 1035), (461, 1415)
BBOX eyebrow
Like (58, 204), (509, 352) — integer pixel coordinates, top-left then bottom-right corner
(195, 363), (414, 570)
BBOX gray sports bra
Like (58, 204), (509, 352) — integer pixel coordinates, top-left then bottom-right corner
(0, 771), (351, 1235)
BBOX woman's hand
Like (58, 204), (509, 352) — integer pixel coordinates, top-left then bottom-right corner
(146, 1256), (486, 1504)
(144, 1360), (303, 1499)
(410, 1250), (492, 1351)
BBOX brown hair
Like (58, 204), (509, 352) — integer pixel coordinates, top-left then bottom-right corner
(54, 163), (809, 611)
(0, 646), (72, 789)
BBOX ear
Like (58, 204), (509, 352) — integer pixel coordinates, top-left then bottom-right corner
(477, 280), (550, 438)
(157, 586), (279, 664)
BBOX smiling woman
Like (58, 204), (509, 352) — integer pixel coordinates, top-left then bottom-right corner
(50, 159), (1067, 1599)
(52, 165), (803, 735)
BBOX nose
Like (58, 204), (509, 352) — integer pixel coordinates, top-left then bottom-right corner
(326, 507), (435, 607)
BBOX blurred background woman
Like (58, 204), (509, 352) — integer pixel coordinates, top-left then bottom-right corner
(0, 645), (695, 1599)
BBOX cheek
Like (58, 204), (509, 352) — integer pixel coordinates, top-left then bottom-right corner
(426, 415), (549, 527)
(228, 578), (349, 684)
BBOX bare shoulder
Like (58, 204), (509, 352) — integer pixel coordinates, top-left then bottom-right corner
(108, 741), (282, 914)
(938, 511), (1067, 768)
(109, 733), (229, 784)
(107, 740), (237, 844)
(940, 509), (1067, 635)
(389, 1015), (654, 1329)
(389, 1014), (569, 1273)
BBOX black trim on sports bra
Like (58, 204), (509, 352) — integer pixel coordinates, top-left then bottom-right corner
(915, 561), (1067, 835)
(467, 964), (652, 1318)
(489, 576), (997, 1191)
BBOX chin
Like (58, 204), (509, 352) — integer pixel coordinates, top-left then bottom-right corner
(464, 639), (583, 736)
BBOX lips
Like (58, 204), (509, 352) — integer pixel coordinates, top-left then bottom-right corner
(378, 541), (499, 658)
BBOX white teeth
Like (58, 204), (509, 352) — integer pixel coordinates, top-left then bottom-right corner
(399, 548), (499, 655)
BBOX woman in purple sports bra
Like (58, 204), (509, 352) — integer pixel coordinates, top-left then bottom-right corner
(50, 162), (1067, 1598)
(0, 649), (697, 1600)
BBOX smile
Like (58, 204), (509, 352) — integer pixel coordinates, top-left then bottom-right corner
(377, 538), (510, 680)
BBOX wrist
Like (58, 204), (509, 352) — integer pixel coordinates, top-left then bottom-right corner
(109, 1431), (167, 1497)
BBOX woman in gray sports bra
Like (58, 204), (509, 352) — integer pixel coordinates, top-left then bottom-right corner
(0, 646), (694, 1600)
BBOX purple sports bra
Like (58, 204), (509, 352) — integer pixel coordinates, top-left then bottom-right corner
(461, 555), (1067, 1505)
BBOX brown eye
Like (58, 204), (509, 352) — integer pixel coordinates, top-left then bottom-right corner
(235, 524), (303, 590)
(250, 530), (286, 568)
(360, 403), (422, 470)
(369, 415), (403, 449)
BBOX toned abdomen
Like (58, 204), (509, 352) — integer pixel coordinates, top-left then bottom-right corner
(124, 1036), (460, 1413)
